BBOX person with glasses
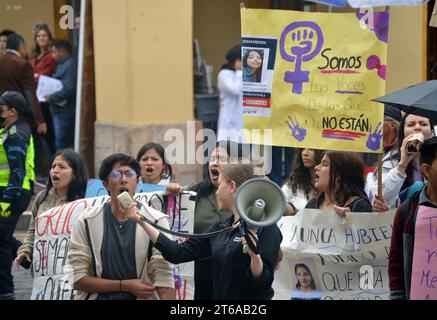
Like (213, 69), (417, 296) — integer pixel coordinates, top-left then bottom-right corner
(0, 91), (35, 300)
(67, 153), (175, 300)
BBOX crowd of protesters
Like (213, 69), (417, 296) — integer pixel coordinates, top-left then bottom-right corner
(0, 30), (436, 302)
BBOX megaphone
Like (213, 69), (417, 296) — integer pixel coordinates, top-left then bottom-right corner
(235, 178), (285, 228)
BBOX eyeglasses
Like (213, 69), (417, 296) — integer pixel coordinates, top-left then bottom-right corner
(108, 169), (137, 182)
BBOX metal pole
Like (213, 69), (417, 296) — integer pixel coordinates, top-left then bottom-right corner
(74, 0), (86, 153)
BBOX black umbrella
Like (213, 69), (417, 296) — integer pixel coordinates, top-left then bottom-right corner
(373, 80), (437, 120)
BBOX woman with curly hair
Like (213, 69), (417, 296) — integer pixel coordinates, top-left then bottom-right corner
(282, 148), (324, 215)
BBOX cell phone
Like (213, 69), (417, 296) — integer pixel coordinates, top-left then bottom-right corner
(407, 140), (421, 155)
(117, 191), (134, 209)
(20, 259), (32, 270)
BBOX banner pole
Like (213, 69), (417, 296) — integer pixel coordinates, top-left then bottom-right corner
(378, 153), (383, 198)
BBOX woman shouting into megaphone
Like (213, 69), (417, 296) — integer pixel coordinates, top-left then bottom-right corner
(125, 163), (283, 300)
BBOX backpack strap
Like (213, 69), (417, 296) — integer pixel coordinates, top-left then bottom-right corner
(33, 190), (47, 216)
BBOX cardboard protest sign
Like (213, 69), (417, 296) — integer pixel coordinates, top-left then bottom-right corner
(31, 191), (195, 300)
(410, 206), (437, 300)
(273, 209), (395, 300)
(241, 8), (387, 153)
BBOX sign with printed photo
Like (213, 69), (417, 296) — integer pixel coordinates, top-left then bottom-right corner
(273, 209), (395, 300)
(241, 8), (388, 153)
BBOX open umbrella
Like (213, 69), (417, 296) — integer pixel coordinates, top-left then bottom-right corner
(304, 0), (429, 6)
(373, 80), (437, 119)
(348, 0), (429, 7)
(304, 0), (347, 6)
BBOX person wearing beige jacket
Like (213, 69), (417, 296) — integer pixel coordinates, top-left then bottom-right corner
(15, 149), (88, 269)
(66, 153), (175, 300)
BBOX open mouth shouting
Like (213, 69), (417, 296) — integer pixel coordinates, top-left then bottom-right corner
(51, 175), (61, 184)
(209, 167), (220, 182)
(118, 187), (129, 195)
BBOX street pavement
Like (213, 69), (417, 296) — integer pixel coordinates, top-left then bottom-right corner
(11, 181), (46, 300)
(12, 231), (33, 300)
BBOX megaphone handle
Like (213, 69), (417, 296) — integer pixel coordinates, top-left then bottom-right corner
(243, 234), (259, 255)
(243, 244), (248, 254)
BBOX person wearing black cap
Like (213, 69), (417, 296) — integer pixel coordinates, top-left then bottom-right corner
(217, 45), (243, 143)
(382, 104), (402, 153)
(0, 91), (34, 300)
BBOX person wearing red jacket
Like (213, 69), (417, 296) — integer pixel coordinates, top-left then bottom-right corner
(29, 23), (57, 160)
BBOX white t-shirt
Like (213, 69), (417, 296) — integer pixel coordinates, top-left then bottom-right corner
(282, 184), (310, 211)
(217, 69), (243, 143)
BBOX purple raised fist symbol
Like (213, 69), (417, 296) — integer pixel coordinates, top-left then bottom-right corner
(280, 21), (324, 94)
(285, 114), (307, 143)
(366, 122), (383, 151)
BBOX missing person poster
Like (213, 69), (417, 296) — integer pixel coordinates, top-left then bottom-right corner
(241, 8), (388, 153)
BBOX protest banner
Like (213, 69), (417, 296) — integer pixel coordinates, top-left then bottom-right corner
(241, 8), (387, 153)
(273, 209), (395, 300)
(30, 190), (195, 300)
(410, 206), (437, 300)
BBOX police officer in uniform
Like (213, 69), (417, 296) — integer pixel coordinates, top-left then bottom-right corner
(0, 91), (34, 300)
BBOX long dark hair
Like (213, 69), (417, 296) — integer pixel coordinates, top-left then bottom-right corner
(41, 149), (88, 203)
(286, 148), (324, 199)
(243, 49), (263, 82)
(136, 142), (172, 181)
(31, 23), (53, 58)
(315, 151), (370, 208)
(295, 263), (316, 290)
(394, 114), (434, 191)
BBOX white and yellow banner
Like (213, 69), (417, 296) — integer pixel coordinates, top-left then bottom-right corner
(31, 191), (195, 300)
(241, 9), (388, 153)
(273, 209), (395, 300)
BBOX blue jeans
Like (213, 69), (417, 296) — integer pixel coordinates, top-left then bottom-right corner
(50, 107), (76, 151)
